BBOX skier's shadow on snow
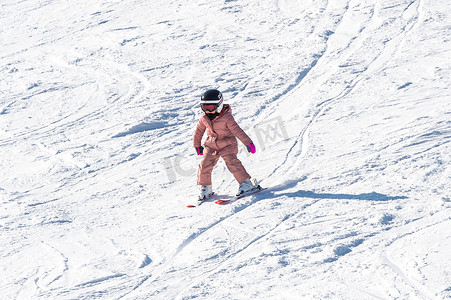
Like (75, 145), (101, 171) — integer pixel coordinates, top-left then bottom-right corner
(269, 179), (408, 201)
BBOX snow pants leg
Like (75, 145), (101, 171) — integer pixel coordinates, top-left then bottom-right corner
(197, 154), (220, 186)
(197, 153), (251, 186)
(222, 154), (251, 184)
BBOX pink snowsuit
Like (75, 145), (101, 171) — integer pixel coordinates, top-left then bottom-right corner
(193, 104), (253, 186)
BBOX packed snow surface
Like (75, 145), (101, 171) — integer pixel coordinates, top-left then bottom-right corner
(0, 0), (450, 299)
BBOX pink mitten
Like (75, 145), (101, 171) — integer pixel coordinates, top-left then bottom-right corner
(247, 143), (256, 154)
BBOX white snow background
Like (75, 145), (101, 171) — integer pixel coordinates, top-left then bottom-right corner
(0, 0), (450, 299)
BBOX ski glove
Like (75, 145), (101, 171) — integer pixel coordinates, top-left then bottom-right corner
(247, 143), (256, 154)
(195, 146), (204, 155)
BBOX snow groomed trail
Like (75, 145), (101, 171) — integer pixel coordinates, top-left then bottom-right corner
(0, 0), (450, 299)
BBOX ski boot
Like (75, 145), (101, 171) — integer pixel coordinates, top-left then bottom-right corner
(236, 178), (260, 196)
(199, 185), (214, 202)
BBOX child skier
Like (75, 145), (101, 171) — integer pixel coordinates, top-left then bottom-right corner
(193, 89), (258, 201)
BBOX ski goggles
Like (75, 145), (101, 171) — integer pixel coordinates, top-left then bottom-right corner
(200, 97), (222, 112)
(201, 104), (217, 112)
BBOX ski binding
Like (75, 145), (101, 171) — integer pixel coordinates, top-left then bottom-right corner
(186, 192), (215, 208)
(215, 186), (264, 205)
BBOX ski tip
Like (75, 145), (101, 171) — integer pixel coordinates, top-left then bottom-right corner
(186, 204), (197, 208)
(215, 200), (230, 205)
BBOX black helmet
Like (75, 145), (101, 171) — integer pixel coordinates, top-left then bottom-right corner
(200, 89), (224, 113)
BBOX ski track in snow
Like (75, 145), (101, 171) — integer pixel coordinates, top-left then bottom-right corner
(0, 0), (450, 298)
(267, 0), (424, 182)
(0, 55), (149, 147)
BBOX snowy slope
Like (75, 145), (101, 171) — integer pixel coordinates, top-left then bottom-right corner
(0, 0), (450, 299)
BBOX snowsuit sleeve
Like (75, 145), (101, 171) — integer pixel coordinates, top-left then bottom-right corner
(193, 118), (206, 147)
(226, 115), (253, 146)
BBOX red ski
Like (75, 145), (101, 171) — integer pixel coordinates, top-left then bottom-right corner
(215, 187), (265, 205)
